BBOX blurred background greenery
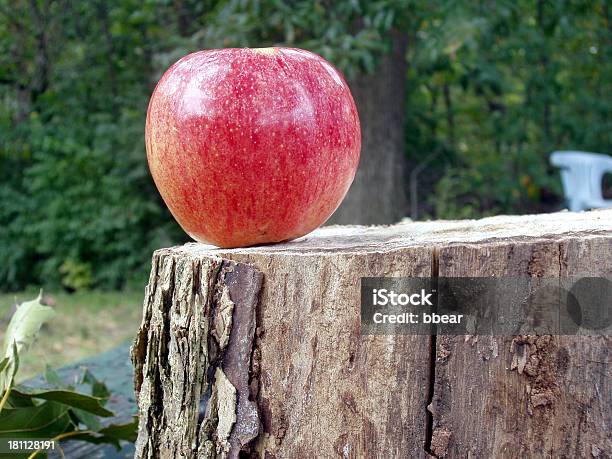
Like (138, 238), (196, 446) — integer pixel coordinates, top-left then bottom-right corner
(1, 0), (610, 294)
(0, 290), (142, 378)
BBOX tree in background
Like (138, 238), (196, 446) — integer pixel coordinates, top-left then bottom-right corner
(0, 0), (186, 290)
(406, 0), (611, 218)
(0, 0), (609, 290)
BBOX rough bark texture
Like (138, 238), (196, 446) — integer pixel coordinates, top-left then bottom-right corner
(131, 256), (262, 458)
(132, 209), (612, 458)
(328, 31), (409, 225)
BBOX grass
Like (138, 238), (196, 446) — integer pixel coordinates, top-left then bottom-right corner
(0, 289), (143, 381)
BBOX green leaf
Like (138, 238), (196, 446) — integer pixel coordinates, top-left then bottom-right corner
(0, 401), (71, 438)
(10, 387), (113, 417)
(6, 389), (36, 408)
(44, 365), (64, 388)
(65, 417), (138, 450)
(3, 292), (55, 356)
(99, 417), (138, 442)
(72, 407), (102, 431)
(80, 368), (110, 401)
(1, 292), (55, 391)
(0, 357), (9, 375)
(0, 342), (19, 412)
(97, 424), (137, 450)
(10, 341), (19, 382)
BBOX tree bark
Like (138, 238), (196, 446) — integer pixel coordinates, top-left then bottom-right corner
(328, 31), (409, 225)
(132, 209), (612, 458)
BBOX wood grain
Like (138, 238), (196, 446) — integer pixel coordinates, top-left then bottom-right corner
(430, 234), (612, 458)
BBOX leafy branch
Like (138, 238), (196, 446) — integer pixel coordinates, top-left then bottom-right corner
(0, 293), (137, 458)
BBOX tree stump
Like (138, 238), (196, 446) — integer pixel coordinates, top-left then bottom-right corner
(131, 210), (612, 458)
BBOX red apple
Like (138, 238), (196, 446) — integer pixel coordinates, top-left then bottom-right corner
(146, 47), (361, 248)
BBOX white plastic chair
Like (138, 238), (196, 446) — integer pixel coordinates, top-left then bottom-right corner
(550, 151), (612, 211)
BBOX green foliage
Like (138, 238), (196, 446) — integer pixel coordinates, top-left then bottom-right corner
(0, 0), (609, 289)
(0, 0), (187, 290)
(0, 294), (137, 457)
(196, 0), (415, 79)
(1, 291), (54, 391)
(59, 260), (93, 291)
(405, 0), (610, 217)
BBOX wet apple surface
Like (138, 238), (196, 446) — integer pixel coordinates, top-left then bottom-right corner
(146, 47), (361, 248)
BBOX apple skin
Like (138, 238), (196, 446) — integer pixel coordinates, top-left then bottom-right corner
(146, 47), (361, 248)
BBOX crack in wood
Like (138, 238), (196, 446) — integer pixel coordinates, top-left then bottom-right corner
(425, 246), (440, 456)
